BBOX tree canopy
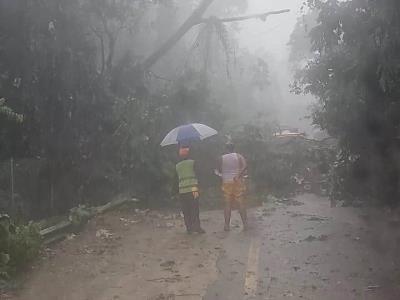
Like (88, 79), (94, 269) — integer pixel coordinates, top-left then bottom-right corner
(0, 0), (292, 218)
(294, 0), (400, 204)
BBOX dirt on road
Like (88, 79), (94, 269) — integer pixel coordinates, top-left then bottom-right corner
(3, 194), (400, 300)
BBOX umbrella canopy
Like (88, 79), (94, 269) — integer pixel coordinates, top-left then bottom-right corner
(160, 123), (218, 147)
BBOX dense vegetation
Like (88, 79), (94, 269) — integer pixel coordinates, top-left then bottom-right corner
(293, 0), (400, 205)
(1, 0), (400, 288)
(4, 0), (397, 221)
(0, 215), (41, 282)
(0, 0), (299, 220)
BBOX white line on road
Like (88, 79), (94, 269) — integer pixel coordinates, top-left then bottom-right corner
(243, 237), (261, 299)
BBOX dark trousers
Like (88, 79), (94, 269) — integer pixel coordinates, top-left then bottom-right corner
(180, 193), (201, 232)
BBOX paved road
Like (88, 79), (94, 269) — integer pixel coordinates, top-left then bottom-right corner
(7, 194), (400, 300)
(205, 194), (400, 300)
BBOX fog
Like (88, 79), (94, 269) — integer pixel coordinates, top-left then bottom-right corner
(0, 0), (317, 220)
(2, 1), (400, 298)
(239, 0), (315, 136)
(240, 0), (302, 57)
(238, 0), (316, 135)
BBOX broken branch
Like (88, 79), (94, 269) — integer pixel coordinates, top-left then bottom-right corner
(141, 0), (290, 71)
(196, 9), (291, 25)
(142, 0), (214, 70)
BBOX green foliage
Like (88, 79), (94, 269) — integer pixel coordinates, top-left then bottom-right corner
(69, 205), (93, 229)
(293, 0), (400, 204)
(0, 99), (23, 124)
(0, 0), (274, 219)
(232, 124), (333, 196)
(0, 215), (41, 279)
(8, 223), (41, 273)
(288, 9), (318, 69)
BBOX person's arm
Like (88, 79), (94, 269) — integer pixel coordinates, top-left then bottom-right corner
(193, 160), (198, 177)
(172, 166), (179, 196)
(193, 160), (200, 198)
(214, 156), (222, 177)
(237, 154), (248, 179)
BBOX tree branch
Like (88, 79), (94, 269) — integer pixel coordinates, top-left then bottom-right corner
(140, 1), (290, 71)
(196, 9), (290, 25)
(148, 71), (173, 82)
(141, 0), (215, 71)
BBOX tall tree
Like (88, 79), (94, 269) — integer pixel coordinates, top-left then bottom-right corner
(295, 0), (400, 204)
(141, 0), (290, 70)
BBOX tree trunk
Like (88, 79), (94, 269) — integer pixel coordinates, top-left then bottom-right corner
(204, 9), (291, 24)
(141, 0), (215, 70)
(140, 1), (290, 72)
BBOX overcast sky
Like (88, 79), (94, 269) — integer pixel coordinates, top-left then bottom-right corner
(236, 0), (316, 134)
(238, 0), (304, 60)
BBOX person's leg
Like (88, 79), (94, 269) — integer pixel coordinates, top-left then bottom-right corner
(236, 182), (248, 230)
(192, 197), (205, 233)
(224, 201), (232, 231)
(180, 194), (192, 233)
(238, 202), (248, 230)
(186, 194), (195, 232)
(222, 183), (233, 231)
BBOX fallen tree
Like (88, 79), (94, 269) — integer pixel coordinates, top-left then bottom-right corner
(40, 197), (138, 245)
(141, 0), (290, 70)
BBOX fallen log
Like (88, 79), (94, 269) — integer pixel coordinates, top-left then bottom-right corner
(40, 220), (72, 238)
(94, 197), (138, 215)
(43, 233), (69, 245)
(40, 197), (138, 243)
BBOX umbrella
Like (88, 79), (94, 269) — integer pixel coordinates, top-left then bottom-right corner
(160, 123), (218, 147)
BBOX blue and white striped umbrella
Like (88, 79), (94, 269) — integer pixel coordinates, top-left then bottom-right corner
(160, 123), (218, 147)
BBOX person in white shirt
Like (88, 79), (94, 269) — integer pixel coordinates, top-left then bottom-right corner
(217, 143), (248, 231)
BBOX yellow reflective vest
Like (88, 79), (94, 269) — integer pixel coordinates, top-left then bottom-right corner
(176, 159), (199, 194)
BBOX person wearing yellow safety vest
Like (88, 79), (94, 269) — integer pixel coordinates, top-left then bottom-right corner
(176, 146), (205, 234)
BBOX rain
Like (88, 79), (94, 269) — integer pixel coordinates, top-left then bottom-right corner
(1, 0), (400, 299)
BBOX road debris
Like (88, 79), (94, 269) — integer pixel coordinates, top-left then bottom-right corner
(160, 260), (176, 270)
(366, 285), (381, 291)
(283, 291), (294, 297)
(165, 222), (175, 228)
(150, 293), (175, 300)
(95, 229), (113, 239)
(307, 216), (328, 222)
(119, 217), (141, 225)
(66, 233), (76, 240)
(134, 208), (150, 216)
(303, 234), (328, 242)
(147, 275), (182, 283)
(275, 197), (305, 206)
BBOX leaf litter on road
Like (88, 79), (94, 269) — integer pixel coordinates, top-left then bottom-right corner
(303, 234), (329, 242)
(95, 229), (113, 239)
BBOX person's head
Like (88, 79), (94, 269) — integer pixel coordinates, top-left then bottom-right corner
(225, 142), (235, 153)
(179, 146), (190, 159)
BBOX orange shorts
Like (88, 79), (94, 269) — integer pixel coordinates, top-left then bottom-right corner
(222, 181), (246, 205)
